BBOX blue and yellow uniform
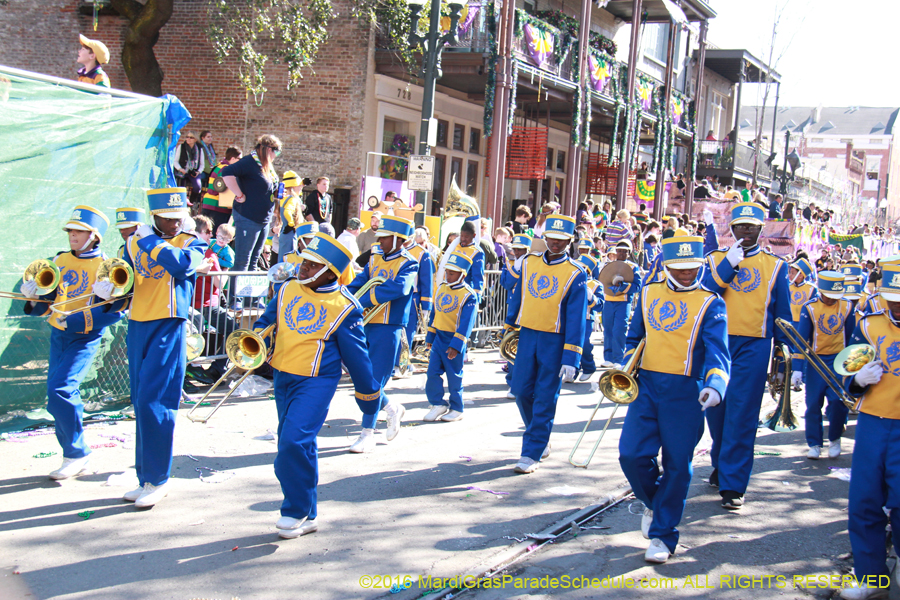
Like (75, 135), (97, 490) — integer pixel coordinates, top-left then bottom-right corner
(115, 208), (145, 260)
(506, 215), (587, 466)
(124, 189), (206, 489)
(701, 203), (791, 501)
(425, 252), (478, 414)
(346, 216), (418, 431)
(457, 215), (485, 300)
(843, 262), (900, 585)
(788, 258), (817, 324)
(26, 206), (126, 464)
(601, 242), (642, 366)
(274, 222), (319, 294)
(619, 235), (730, 557)
(500, 234), (532, 389)
(576, 239), (601, 278)
(577, 254), (603, 379)
(794, 272), (855, 451)
(253, 233), (380, 531)
(402, 238), (435, 364)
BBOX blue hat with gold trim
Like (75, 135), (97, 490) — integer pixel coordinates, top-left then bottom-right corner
(577, 239), (594, 251)
(817, 271), (845, 299)
(661, 235), (704, 269)
(376, 215), (414, 240)
(880, 254), (900, 266)
(115, 207), (145, 229)
(299, 232), (353, 277)
(445, 251), (473, 274)
(579, 254), (599, 273)
(879, 263), (900, 302)
(63, 205), (110, 241)
(147, 187), (190, 219)
(843, 277), (863, 300)
(544, 215), (576, 240)
(730, 202), (766, 226)
(296, 221), (319, 239)
(840, 263), (862, 279)
(791, 257), (815, 281)
(511, 234), (532, 249)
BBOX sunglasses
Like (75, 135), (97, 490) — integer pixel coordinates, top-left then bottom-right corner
(186, 136), (196, 140)
(267, 146), (282, 157)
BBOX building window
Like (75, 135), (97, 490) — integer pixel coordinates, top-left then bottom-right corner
(453, 124), (465, 151)
(466, 161), (479, 197)
(436, 120), (449, 148)
(450, 157), (463, 188)
(547, 148), (555, 170)
(709, 92), (726, 139)
(433, 154), (447, 204)
(469, 128), (481, 155)
(554, 178), (564, 200)
(643, 23), (674, 65)
(557, 149), (566, 172)
(523, 0), (536, 14)
(870, 139), (883, 145)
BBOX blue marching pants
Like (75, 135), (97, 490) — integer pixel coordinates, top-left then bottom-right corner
(619, 372), (705, 553)
(425, 333), (465, 412)
(273, 370), (338, 520)
(511, 328), (564, 461)
(361, 323), (401, 429)
(402, 296), (419, 360)
(47, 328), (104, 459)
(128, 319), (186, 487)
(705, 335), (771, 495)
(581, 323), (596, 376)
(848, 413), (900, 580)
(602, 302), (629, 365)
(804, 354), (848, 448)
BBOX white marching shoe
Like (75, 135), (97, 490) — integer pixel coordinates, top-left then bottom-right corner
(276, 516), (318, 539)
(829, 439), (843, 458)
(645, 538), (671, 563)
(440, 410), (464, 422)
(541, 444), (551, 460)
(49, 455), (92, 480)
(134, 481), (170, 508)
(839, 581), (889, 600)
(601, 361), (614, 368)
(123, 486), (145, 502)
(506, 389), (516, 399)
(807, 446), (822, 460)
(641, 508), (653, 539)
(384, 402), (405, 441)
(578, 372), (593, 382)
(423, 405), (449, 422)
(349, 429), (375, 453)
(513, 457), (539, 474)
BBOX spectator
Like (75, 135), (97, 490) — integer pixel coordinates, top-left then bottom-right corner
(494, 226), (512, 265)
(76, 34), (111, 88)
(532, 202), (558, 237)
(739, 180), (752, 203)
(782, 201), (795, 221)
(443, 232), (459, 252)
(705, 130), (717, 141)
(802, 203), (813, 221)
(278, 170), (306, 258)
(338, 217), (363, 262)
(221, 134), (282, 287)
(304, 176), (333, 224)
(356, 211), (383, 257)
(693, 179), (711, 200)
(768, 194), (783, 219)
(198, 130), (217, 187)
(209, 224), (236, 270)
(673, 173), (686, 199)
(174, 131), (205, 207)
(201, 146), (242, 232)
(605, 210), (634, 246)
(512, 205), (532, 234)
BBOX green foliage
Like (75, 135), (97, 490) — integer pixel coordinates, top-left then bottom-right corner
(367, 0), (415, 73)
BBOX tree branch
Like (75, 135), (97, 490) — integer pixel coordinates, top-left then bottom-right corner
(109, 0), (143, 21)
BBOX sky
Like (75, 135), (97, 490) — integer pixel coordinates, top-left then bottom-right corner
(706, 0), (899, 108)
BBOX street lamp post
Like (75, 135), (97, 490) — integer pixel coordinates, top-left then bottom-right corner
(407, 0), (464, 216)
(780, 128), (791, 199)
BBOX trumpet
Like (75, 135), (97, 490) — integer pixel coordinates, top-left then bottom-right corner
(50, 258), (134, 316)
(0, 259), (61, 302)
(569, 338), (645, 468)
(186, 323), (276, 423)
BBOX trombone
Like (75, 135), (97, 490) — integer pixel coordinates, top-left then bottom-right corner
(186, 323), (276, 423)
(50, 258), (134, 316)
(764, 342), (798, 430)
(569, 338), (645, 468)
(355, 276), (388, 325)
(0, 259), (61, 302)
(774, 318), (858, 412)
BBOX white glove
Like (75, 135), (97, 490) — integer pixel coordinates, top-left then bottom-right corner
(21, 280), (39, 299)
(135, 224), (154, 239)
(559, 365), (577, 382)
(790, 371), (803, 388)
(775, 372), (784, 384)
(699, 388), (721, 411)
(854, 361), (883, 387)
(726, 243), (744, 267)
(703, 209), (715, 226)
(182, 216), (196, 233)
(93, 281), (115, 300)
(611, 275), (625, 285)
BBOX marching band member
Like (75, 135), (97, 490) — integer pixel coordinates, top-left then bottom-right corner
(23, 206), (127, 479)
(453, 216), (485, 300)
(600, 240), (642, 369)
(844, 277), (864, 314)
(618, 235), (730, 563)
(346, 216), (418, 453)
(702, 202), (791, 510)
(423, 252), (478, 422)
(575, 254), (603, 382)
(122, 188), (207, 508)
(840, 262), (900, 600)
(399, 228), (435, 374)
(576, 239), (600, 278)
(501, 234), (532, 399)
(114, 207), (145, 259)
(505, 214), (587, 474)
(793, 272), (855, 459)
(252, 233), (381, 538)
(274, 222), (319, 288)
(857, 258), (899, 317)
(788, 257), (817, 390)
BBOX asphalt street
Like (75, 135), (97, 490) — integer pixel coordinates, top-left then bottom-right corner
(0, 340), (871, 600)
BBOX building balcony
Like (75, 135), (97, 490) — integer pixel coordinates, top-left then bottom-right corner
(697, 139), (774, 184)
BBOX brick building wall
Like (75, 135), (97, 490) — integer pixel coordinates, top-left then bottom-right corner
(0, 0), (372, 211)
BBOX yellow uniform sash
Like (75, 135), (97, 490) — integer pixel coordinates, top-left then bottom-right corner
(708, 249), (783, 338)
(270, 280), (357, 377)
(50, 252), (104, 331)
(855, 312), (900, 419)
(515, 255), (582, 333)
(128, 233), (195, 322)
(638, 282), (718, 377)
(586, 279), (601, 315)
(804, 299), (851, 355)
(789, 281), (816, 322)
(365, 251), (413, 325)
(432, 282), (472, 334)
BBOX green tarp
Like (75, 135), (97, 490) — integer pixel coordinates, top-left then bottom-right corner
(0, 66), (170, 430)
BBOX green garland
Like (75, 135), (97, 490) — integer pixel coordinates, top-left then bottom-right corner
(572, 44), (591, 150)
(508, 59), (518, 135)
(609, 101), (624, 166)
(483, 1), (497, 138)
